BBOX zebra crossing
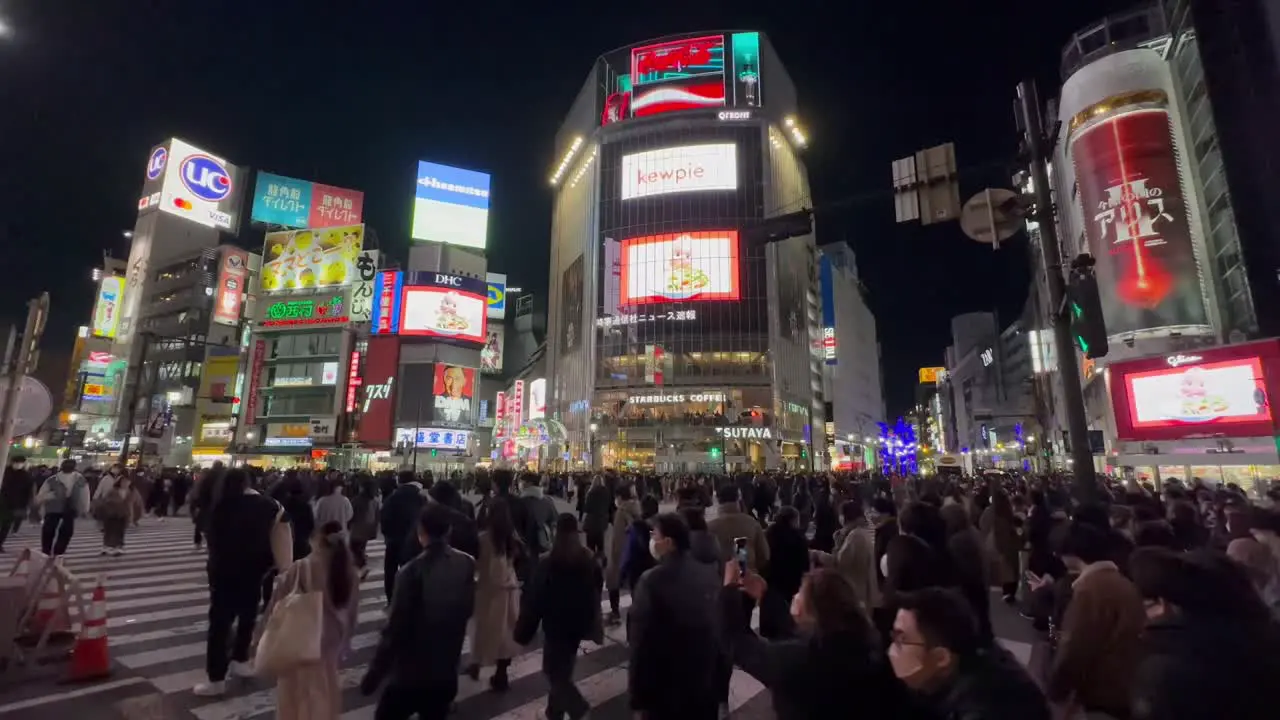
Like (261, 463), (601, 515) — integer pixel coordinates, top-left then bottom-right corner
(1, 518), (774, 720)
(2, 514), (1038, 720)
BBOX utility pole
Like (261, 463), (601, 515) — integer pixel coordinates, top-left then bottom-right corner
(118, 332), (152, 466)
(0, 293), (50, 485)
(1015, 80), (1099, 501)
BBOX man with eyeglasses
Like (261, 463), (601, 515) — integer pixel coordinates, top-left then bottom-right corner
(889, 588), (1050, 720)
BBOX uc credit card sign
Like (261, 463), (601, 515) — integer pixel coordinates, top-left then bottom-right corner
(411, 161), (491, 250)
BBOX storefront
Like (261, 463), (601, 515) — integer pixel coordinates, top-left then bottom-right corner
(1107, 340), (1280, 496)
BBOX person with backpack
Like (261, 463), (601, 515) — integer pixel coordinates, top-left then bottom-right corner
(513, 473), (557, 573)
(35, 459), (90, 556)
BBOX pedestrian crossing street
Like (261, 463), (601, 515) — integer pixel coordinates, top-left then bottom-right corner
(2, 515), (1036, 720)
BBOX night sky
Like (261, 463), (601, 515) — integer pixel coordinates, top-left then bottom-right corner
(0, 0), (1120, 416)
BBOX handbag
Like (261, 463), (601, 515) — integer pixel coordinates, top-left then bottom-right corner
(253, 560), (323, 676)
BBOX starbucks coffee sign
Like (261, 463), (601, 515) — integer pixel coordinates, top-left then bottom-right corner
(715, 426), (774, 440)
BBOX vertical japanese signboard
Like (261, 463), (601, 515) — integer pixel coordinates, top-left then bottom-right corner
(349, 249), (380, 323)
(244, 339), (267, 425)
(1069, 94), (1210, 337)
(213, 247), (249, 326)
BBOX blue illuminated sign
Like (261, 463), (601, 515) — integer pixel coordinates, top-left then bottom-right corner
(250, 172), (314, 227)
(411, 160), (492, 250)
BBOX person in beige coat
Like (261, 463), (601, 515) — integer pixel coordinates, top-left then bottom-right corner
(464, 500), (523, 691)
(980, 490), (1022, 603)
(813, 496), (880, 610)
(605, 485), (642, 625)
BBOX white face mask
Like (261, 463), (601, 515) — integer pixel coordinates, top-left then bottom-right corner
(649, 538), (660, 559)
(888, 641), (925, 683)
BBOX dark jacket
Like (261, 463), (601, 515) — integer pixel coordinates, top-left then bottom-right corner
(922, 645), (1052, 720)
(280, 495), (314, 561)
(380, 483), (426, 552)
(628, 551), (722, 716)
(1132, 616), (1280, 720)
(401, 502), (480, 563)
(719, 587), (909, 720)
(206, 491), (279, 589)
(764, 522), (810, 604)
(688, 529), (722, 568)
(514, 545), (603, 647)
(365, 543), (476, 689)
(0, 467), (34, 509)
(582, 484), (613, 535)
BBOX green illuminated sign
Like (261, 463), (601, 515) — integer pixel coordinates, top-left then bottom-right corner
(264, 295), (346, 325)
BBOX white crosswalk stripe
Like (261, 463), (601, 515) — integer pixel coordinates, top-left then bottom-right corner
(2, 510), (1037, 720)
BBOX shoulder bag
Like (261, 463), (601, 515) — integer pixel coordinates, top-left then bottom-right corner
(254, 560), (323, 675)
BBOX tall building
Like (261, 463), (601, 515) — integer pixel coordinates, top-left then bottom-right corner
(1042, 5), (1280, 487)
(819, 243), (884, 469)
(544, 31), (824, 471)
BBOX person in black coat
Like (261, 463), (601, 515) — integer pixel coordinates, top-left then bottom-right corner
(763, 507), (810, 639)
(1129, 547), (1280, 720)
(362, 504), (476, 720)
(0, 456), (35, 551)
(721, 563), (911, 720)
(401, 481), (480, 562)
(379, 471), (426, 603)
(514, 514), (603, 720)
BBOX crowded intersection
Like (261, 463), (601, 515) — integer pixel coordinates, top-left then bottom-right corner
(2, 465), (1277, 720)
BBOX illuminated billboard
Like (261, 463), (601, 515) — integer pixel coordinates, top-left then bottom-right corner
(481, 324), (505, 374)
(486, 272), (507, 320)
(150, 139), (243, 230)
(371, 270), (404, 335)
(249, 171), (364, 229)
(260, 294), (348, 328)
(260, 224), (365, 293)
(528, 378), (546, 420)
(630, 35), (726, 119)
(357, 336), (400, 445)
(1109, 341), (1280, 441)
(919, 367), (946, 384)
(1068, 97), (1210, 337)
(411, 161), (491, 250)
(620, 231), (741, 305)
(212, 248), (249, 326)
(432, 364), (476, 426)
(91, 276), (125, 339)
(621, 143), (737, 200)
(729, 32), (762, 108)
(398, 272), (488, 345)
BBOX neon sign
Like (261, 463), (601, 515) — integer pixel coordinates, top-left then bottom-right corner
(261, 295), (347, 328)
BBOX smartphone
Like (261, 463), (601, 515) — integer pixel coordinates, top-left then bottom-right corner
(733, 537), (749, 575)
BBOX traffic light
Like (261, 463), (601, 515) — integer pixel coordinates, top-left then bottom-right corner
(1067, 256), (1109, 359)
(709, 447), (722, 459)
(430, 449), (438, 458)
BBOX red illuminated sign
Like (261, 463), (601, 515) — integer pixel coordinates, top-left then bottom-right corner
(495, 390), (506, 438)
(357, 336), (401, 446)
(244, 339), (266, 425)
(213, 248), (249, 327)
(1109, 340), (1280, 441)
(344, 349), (362, 413)
(374, 271), (399, 335)
(619, 231), (741, 305)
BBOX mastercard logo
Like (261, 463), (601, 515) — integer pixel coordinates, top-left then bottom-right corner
(173, 197), (194, 211)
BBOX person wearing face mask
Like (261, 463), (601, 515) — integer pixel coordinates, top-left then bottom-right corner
(889, 587), (1050, 720)
(627, 513), (721, 720)
(1129, 547), (1280, 720)
(720, 561), (909, 719)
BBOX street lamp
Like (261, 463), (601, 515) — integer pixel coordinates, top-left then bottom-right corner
(0, 19), (12, 39)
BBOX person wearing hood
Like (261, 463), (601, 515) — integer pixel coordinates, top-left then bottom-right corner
(379, 471), (427, 603)
(1130, 547), (1280, 720)
(812, 497), (881, 613)
(605, 483), (641, 625)
(34, 459), (90, 556)
(890, 587), (1050, 720)
(722, 562), (910, 720)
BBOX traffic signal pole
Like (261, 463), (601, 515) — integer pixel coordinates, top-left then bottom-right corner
(1016, 81), (1099, 502)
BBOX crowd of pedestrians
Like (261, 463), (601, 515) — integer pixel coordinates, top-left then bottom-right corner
(3, 457), (1280, 719)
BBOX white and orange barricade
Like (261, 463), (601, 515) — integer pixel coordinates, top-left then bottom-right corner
(64, 577), (110, 682)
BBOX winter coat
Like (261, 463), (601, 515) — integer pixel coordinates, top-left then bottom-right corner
(582, 484), (613, 535)
(365, 543), (475, 689)
(688, 529), (722, 568)
(379, 483), (426, 553)
(628, 551), (722, 717)
(708, 502), (770, 573)
(469, 531), (521, 666)
(606, 499), (641, 590)
(921, 645), (1052, 720)
(979, 507), (1020, 585)
(349, 495), (379, 542)
(823, 521), (881, 609)
(1132, 615), (1280, 720)
(764, 522), (810, 604)
(313, 493), (353, 529)
(719, 587), (911, 720)
(514, 544), (603, 648)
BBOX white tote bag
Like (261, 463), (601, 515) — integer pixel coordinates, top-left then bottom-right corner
(254, 560), (323, 676)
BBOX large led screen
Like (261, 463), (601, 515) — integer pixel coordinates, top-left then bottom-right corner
(400, 280), (487, 344)
(260, 225), (365, 293)
(411, 161), (491, 250)
(481, 324), (505, 374)
(432, 364), (475, 426)
(1125, 358), (1270, 430)
(620, 231), (740, 305)
(155, 138), (242, 230)
(630, 35), (726, 118)
(621, 144), (737, 200)
(1069, 102), (1210, 336)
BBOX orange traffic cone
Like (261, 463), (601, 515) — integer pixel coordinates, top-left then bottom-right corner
(31, 573), (70, 637)
(66, 579), (111, 682)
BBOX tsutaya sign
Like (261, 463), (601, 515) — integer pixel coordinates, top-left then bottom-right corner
(715, 426), (774, 440)
(633, 392), (726, 404)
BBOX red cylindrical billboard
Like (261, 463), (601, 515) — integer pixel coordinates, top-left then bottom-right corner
(357, 336), (400, 446)
(1069, 99), (1209, 336)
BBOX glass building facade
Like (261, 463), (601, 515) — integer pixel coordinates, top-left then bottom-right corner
(546, 31), (824, 471)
